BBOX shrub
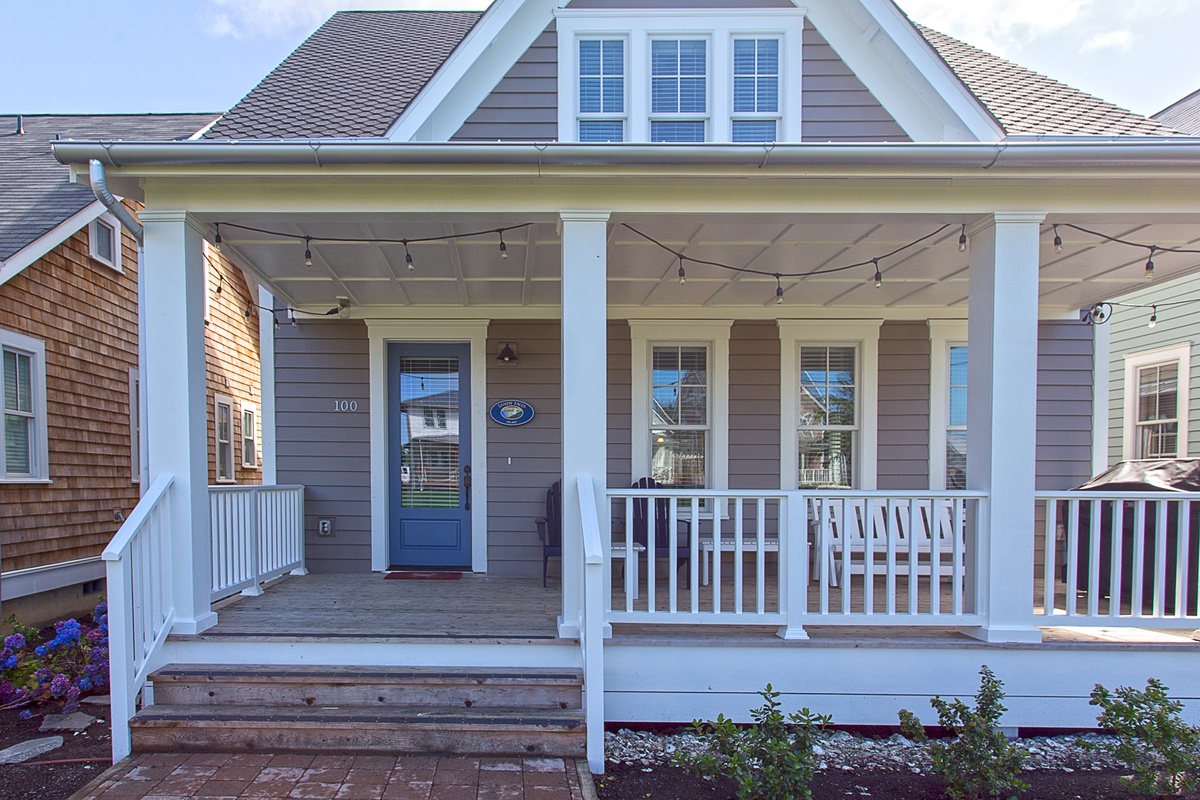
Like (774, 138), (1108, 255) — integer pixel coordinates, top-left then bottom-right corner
(0, 601), (109, 715)
(899, 665), (1027, 800)
(680, 683), (831, 800)
(1090, 678), (1200, 796)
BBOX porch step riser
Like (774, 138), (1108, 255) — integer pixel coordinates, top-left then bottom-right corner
(151, 681), (581, 710)
(130, 720), (585, 758)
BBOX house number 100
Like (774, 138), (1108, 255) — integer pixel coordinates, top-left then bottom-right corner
(333, 400), (359, 412)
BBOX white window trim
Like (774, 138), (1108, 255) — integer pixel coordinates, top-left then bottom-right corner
(0, 329), (49, 483)
(556, 9), (803, 144)
(129, 367), (140, 484)
(779, 320), (881, 491)
(630, 320), (731, 492)
(214, 393), (235, 483)
(929, 320), (968, 490)
(730, 36), (783, 142)
(1123, 342), (1191, 460)
(241, 402), (259, 469)
(88, 213), (122, 272)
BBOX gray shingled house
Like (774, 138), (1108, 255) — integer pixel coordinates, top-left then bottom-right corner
(52, 0), (1200, 770)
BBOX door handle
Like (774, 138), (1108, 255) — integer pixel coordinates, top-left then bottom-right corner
(463, 464), (472, 511)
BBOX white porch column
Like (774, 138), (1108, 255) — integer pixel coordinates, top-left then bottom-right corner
(141, 211), (216, 634)
(559, 211), (610, 637)
(965, 212), (1044, 643)
(258, 285), (278, 484)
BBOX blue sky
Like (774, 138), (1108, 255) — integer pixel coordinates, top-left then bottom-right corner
(3, 0), (1197, 119)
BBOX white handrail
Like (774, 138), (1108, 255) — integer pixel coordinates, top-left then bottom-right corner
(102, 472), (175, 764)
(577, 475), (606, 774)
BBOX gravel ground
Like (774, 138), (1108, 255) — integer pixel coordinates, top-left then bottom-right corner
(604, 727), (1126, 773)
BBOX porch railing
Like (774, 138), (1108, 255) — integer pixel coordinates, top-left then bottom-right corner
(603, 488), (985, 632)
(1036, 491), (1200, 627)
(102, 472), (175, 763)
(210, 485), (306, 601)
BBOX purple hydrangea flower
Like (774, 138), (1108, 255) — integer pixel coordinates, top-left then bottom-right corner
(18, 709), (32, 720)
(3, 633), (25, 650)
(49, 673), (70, 698)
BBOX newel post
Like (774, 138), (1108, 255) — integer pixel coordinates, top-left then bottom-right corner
(559, 211), (610, 636)
(141, 211), (216, 634)
(965, 212), (1044, 643)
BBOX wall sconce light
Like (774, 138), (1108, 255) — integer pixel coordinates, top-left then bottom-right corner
(497, 343), (518, 363)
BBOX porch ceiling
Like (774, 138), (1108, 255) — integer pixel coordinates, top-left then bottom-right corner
(210, 212), (1200, 314)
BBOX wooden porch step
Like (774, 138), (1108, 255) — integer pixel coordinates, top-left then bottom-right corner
(128, 704), (586, 757)
(148, 664), (583, 710)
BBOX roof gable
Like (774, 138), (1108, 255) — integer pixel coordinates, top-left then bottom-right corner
(1154, 89), (1200, 135)
(0, 113), (216, 264)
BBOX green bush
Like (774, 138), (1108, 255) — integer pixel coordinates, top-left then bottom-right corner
(899, 665), (1027, 800)
(680, 683), (831, 800)
(1090, 678), (1200, 796)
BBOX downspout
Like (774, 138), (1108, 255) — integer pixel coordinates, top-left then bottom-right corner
(89, 160), (150, 492)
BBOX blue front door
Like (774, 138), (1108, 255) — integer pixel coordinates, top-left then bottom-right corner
(388, 343), (472, 569)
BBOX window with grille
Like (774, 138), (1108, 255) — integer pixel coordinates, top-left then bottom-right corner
(732, 38), (779, 142)
(650, 345), (709, 488)
(650, 39), (707, 142)
(1136, 362), (1179, 458)
(797, 345), (857, 488)
(215, 395), (234, 482)
(946, 345), (968, 488)
(579, 38), (626, 142)
(241, 404), (258, 469)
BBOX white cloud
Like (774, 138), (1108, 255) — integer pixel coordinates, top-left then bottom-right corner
(896, 0), (1093, 54)
(203, 0), (492, 39)
(1081, 30), (1133, 52)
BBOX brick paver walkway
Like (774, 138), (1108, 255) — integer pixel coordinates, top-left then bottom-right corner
(73, 753), (592, 800)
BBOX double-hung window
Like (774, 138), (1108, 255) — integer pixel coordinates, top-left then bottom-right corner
(651, 345), (709, 488)
(2, 330), (48, 482)
(215, 394), (235, 483)
(732, 38), (779, 142)
(241, 404), (258, 469)
(1123, 344), (1190, 459)
(650, 39), (708, 142)
(797, 346), (858, 488)
(579, 38), (626, 142)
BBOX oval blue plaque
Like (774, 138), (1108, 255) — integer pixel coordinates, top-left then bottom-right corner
(489, 399), (535, 426)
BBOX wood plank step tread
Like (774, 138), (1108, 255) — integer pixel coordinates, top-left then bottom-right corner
(132, 704), (583, 728)
(150, 664), (583, 684)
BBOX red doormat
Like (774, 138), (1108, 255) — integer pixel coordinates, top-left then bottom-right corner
(385, 571), (462, 580)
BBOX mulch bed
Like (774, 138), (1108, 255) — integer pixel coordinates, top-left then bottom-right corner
(0, 704), (112, 800)
(595, 760), (1200, 800)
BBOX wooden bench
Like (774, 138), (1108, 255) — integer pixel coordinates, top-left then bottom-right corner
(699, 535), (780, 585)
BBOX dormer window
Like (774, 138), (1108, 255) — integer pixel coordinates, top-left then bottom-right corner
(732, 38), (779, 142)
(578, 38), (626, 142)
(558, 9), (802, 144)
(650, 39), (707, 142)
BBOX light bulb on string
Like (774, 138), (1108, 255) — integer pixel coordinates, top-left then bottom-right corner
(403, 240), (414, 271)
(498, 230), (508, 259)
(303, 237), (313, 268)
(1053, 225), (1063, 254)
(678, 257), (686, 285)
(775, 275), (784, 305)
(958, 225), (968, 253)
(872, 259), (882, 289)
(1149, 305), (1158, 328)
(213, 223), (222, 252)
(1145, 246), (1157, 279)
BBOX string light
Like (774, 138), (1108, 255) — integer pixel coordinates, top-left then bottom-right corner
(678, 256), (686, 285)
(213, 223), (222, 252)
(775, 274), (784, 305)
(872, 258), (882, 288)
(1145, 246), (1156, 279)
(958, 225), (967, 253)
(215, 273), (224, 295)
(303, 237), (313, 268)
(498, 230), (508, 259)
(1053, 225), (1063, 254)
(1148, 305), (1158, 328)
(403, 240), (414, 271)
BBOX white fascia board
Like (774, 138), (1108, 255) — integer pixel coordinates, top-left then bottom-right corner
(2, 557), (105, 601)
(0, 200), (106, 286)
(805, 0), (1002, 143)
(387, 0), (569, 142)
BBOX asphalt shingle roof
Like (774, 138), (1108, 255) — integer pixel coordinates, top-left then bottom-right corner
(0, 114), (217, 262)
(204, 11), (482, 140)
(916, 25), (1178, 137)
(1154, 89), (1200, 135)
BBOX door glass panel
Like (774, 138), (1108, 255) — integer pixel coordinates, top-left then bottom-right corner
(399, 357), (460, 509)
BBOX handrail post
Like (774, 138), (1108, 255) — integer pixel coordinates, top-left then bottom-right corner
(241, 487), (264, 596)
(777, 492), (810, 640)
(576, 475), (606, 774)
(105, 555), (135, 763)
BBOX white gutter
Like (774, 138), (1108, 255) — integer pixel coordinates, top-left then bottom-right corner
(54, 138), (1200, 171)
(89, 159), (150, 491)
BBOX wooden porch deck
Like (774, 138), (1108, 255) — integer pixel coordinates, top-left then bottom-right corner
(195, 572), (1197, 647)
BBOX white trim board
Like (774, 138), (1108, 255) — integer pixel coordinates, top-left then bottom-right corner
(0, 200), (106, 286)
(366, 320), (490, 572)
(778, 319), (882, 491)
(1, 557), (105, 601)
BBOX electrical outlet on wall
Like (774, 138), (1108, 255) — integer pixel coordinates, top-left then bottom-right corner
(317, 518), (336, 536)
